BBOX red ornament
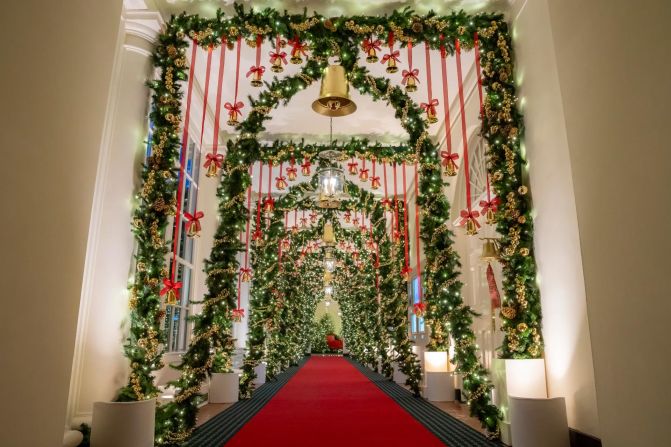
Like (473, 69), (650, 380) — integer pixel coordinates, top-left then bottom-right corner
(359, 168), (369, 182)
(347, 161), (358, 175)
(371, 176), (381, 190)
(459, 209), (481, 235)
(275, 175), (288, 190)
(263, 197), (275, 215)
(269, 49), (287, 72)
(440, 151), (459, 177)
(299, 217), (308, 227)
(362, 38), (382, 63)
(160, 278), (182, 305)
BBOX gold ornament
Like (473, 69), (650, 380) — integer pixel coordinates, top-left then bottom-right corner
(518, 185), (528, 195)
(411, 21), (423, 33)
(205, 163), (218, 178)
(386, 57), (398, 73)
(165, 289), (178, 306)
(517, 215), (526, 224)
(501, 306), (516, 319)
(466, 219), (478, 236)
(517, 322), (528, 332)
(486, 208), (495, 225)
(405, 76), (417, 92)
(519, 247), (530, 256)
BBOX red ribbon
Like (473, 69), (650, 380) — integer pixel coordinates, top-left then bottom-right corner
(299, 217), (308, 227)
(246, 65), (266, 77)
(381, 198), (393, 209)
(401, 265), (413, 277)
(160, 278), (182, 296)
(347, 161), (358, 173)
(289, 36), (308, 55)
(231, 308), (245, 322)
(269, 50), (287, 64)
(363, 38), (382, 52)
(239, 267), (252, 278)
(359, 168), (369, 179)
(275, 175), (287, 188)
(420, 98), (440, 115)
(184, 211), (204, 233)
(224, 101), (244, 117)
(344, 211), (351, 222)
(460, 209), (481, 228)
(440, 151), (459, 167)
(480, 197), (501, 215)
(380, 50), (400, 63)
(204, 152), (224, 169)
(402, 68), (420, 84)
(251, 228), (264, 241)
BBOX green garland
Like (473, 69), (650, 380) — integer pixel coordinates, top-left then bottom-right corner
(127, 3), (543, 443)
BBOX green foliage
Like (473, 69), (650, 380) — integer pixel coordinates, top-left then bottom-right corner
(310, 314), (338, 354)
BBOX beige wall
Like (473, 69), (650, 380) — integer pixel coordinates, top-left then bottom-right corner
(0, 0), (123, 446)
(544, 0), (671, 445)
(510, 0), (601, 436)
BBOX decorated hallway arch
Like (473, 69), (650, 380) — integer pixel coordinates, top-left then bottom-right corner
(122, 4), (542, 445)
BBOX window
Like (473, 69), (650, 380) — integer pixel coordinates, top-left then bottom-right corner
(164, 139), (201, 352)
(409, 275), (425, 334)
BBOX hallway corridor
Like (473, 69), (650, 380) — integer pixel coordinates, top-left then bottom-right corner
(189, 356), (498, 447)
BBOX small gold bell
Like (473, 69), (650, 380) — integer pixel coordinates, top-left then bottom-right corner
(205, 163), (219, 178)
(250, 70), (263, 87)
(443, 161), (457, 177)
(359, 170), (369, 182)
(290, 50), (303, 64)
(486, 208), (495, 225)
(271, 57), (284, 73)
(165, 289), (178, 306)
(366, 48), (378, 63)
(227, 111), (240, 126)
(386, 58), (398, 74)
(426, 108), (438, 124)
(405, 76), (417, 92)
(466, 219), (478, 236)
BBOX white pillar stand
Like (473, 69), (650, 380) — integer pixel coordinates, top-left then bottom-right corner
(209, 373), (239, 403)
(505, 358), (547, 398)
(253, 363), (266, 387)
(509, 397), (570, 447)
(425, 372), (455, 402)
(424, 351), (454, 402)
(91, 398), (155, 447)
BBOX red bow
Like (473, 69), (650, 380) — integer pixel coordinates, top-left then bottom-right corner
(246, 65), (266, 77)
(299, 217), (308, 227)
(381, 50), (400, 63)
(251, 229), (264, 241)
(231, 308), (245, 322)
(381, 198), (393, 209)
(413, 302), (427, 317)
(289, 37), (308, 55)
(309, 212), (318, 223)
(286, 166), (298, 176)
(275, 176), (287, 188)
(160, 278), (182, 296)
(263, 197), (275, 213)
(344, 211), (351, 222)
(204, 152), (224, 168)
(401, 265), (413, 277)
(347, 161), (358, 171)
(184, 211), (204, 232)
(269, 50), (287, 64)
(363, 38), (382, 52)
(239, 267), (253, 281)
(440, 151), (459, 167)
(301, 160), (311, 175)
(359, 168), (369, 178)
(371, 176), (381, 188)
(420, 98), (440, 115)
(352, 218), (360, 226)
(480, 197), (501, 215)
(360, 225), (368, 234)
(352, 250), (360, 260)
(402, 68), (420, 84)
(224, 101), (244, 116)
(460, 209), (481, 228)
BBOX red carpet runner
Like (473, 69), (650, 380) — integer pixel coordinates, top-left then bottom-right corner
(224, 356), (445, 447)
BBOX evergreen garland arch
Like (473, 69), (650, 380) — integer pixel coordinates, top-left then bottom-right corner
(125, 5), (543, 444)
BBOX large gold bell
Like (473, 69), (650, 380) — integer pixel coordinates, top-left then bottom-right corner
(481, 238), (500, 261)
(312, 65), (357, 117)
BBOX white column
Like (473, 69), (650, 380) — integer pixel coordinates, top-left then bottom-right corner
(66, 7), (162, 426)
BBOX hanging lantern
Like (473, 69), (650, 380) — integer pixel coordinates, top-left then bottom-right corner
(324, 256), (336, 273)
(322, 221), (336, 247)
(481, 238), (500, 262)
(317, 166), (345, 209)
(312, 65), (357, 117)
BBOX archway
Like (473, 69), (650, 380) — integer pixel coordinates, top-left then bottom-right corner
(121, 6), (541, 445)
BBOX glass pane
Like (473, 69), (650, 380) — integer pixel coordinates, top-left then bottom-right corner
(171, 307), (181, 351)
(177, 264), (192, 307)
(179, 309), (190, 351)
(177, 218), (194, 261)
(186, 140), (197, 176)
(182, 177), (192, 213)
(192, 147), (201, 181)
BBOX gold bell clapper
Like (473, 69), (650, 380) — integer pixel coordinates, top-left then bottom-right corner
(480, 238), (500, 262)
(322, 221), (336, 246)
(311, 65), (357, 117)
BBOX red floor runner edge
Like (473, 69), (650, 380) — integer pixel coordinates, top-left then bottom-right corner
(223, 356), (446, 447)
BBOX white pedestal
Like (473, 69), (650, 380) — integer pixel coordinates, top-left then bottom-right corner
(509, 397), (570, 447)
(209, 372), (239, 403)
(91, 398), (155, 447)
(505, 359), (547, 398)
(425, 371), (455, 402)
(63, 429), (84, 447)
(392, 362), (408, 384)
(253, 363), (266, 386)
